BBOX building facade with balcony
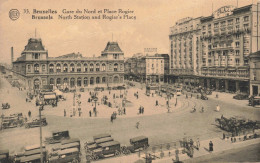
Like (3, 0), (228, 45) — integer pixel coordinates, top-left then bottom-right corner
(199, 4), (260, 93)
(12, 38), (124, 91)
(169, 3), (260, 93)
(169, 17), (202, 86)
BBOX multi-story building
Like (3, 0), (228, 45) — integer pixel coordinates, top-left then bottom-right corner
(200, 4), (260, 93)
(146, 54), (169, 84)
(169, 17), (202, 86)
(12, 37), (124, 92)
(249, 51), (260, 96)
(169, 3), (260, 93)
(124, 53), (169, 84)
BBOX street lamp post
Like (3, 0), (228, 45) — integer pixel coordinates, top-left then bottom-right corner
(39, 103), (44, 163)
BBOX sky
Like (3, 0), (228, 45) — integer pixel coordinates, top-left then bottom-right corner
(0, 0), (258, 64)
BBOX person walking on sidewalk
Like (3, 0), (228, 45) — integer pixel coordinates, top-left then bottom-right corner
(209, 141), (213, 152)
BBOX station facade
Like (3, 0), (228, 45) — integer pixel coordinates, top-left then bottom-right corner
(12, 38), (124, 91)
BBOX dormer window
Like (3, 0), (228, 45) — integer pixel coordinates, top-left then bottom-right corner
(113, 54), (118, 59)
(34, 53), (39, 59)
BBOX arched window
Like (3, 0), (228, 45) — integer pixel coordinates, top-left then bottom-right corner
(70, 78), (75, 87)
(90, 77), (94, 85)
(114, 63), (118, 71)
(96, 63), (100, 72)
(42, 65), (46, 72)
(63, 64), (68, 72)
(90, 64), (94, 72)
(101, 63), (106, 71)
(113, 76), (119, 83)
(50, 78), (54, 85)
(120, 64), (123, 70)
(56, 64), (61, 73)
(49, 64), (54, 73)
(63, 78), (68, 84)
(57, 78), (61, 85)
(84, 77), (88, 86)
(84, 63), (88, 72)
(28, 65), (31, 72)
(77, 63), (81, 72)
(96, 77), (100, 84)
(102, 77), (106, 83)
(70, 63), (75, 72)
(34, 64), (39, 73)
(77, 77), (82, 86)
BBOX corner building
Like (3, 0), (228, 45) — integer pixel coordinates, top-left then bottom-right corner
(169, 3), (260, 94)
(12, 38), (124, 91)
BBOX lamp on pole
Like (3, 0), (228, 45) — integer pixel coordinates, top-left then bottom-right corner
(39, 101), (44, 163)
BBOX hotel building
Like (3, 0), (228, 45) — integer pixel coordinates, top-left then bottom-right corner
(169, 3), (260, 93)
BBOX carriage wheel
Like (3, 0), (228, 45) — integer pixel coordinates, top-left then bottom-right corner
(125, 149), (131, 155)
(93, 155), (99, 160)
(25, 124), (29, 128)
(115, 150), (120, 156)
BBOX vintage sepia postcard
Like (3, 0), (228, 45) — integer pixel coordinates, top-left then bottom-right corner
(0, 0), (260, 162)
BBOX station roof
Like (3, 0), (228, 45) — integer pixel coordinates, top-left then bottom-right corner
(24, 38), (45, 51)
(103, 42), (122, 53)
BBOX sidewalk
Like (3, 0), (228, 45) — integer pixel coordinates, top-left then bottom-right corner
(95, 136), (260, 163)
(153, 136), (260, 163)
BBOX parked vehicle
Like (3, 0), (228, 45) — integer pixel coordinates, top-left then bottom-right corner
(0, 149), (10, 163)
(233, 94), (249, 100)
(94, 87), (105, 91)
(93, 133), (111, 141)
(49, 148), (80, 163)
(95, 137), (114, 145)
(20, 153), (45, 163)
(61, 138), (81, 150)
(1, 113), (25, 129)
(88, 141), (121, 161)
(2, 103), (10, 109)
(121, 136), (149, 154)
(45, 130), (70, 144)
(25, 116), (47, 128)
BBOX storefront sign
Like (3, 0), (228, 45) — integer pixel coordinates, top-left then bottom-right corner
(213, 6), (235, 19)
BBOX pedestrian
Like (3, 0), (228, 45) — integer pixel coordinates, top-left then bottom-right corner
(190, 139), (194, 148)
(141, 107), (144, 114)
(28, 110), (31, 118)
(136, 122), (140, 129)
(196, 138), (200, 150)
(209, 141), (213, 152)
(139, 106), (141, 114)
(223, 133), (225, 140)
(111, 115), (113, 123)
(79, 111), (81, 117)
(89, 110), (92, 117)
(64, 109), (66, 117)
(123, 108), (126, 115)
(191, 94), (192, 98)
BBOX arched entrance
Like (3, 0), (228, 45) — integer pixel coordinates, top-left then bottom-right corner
(113, 76), (119, 83)
(34, 79), (40, 90)
(70, 78), (75, 87)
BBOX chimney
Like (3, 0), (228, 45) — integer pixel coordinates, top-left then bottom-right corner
(11, 47), (14, 64)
